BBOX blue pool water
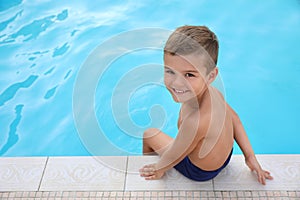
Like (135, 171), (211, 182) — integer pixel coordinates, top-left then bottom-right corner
(0, 1), (299, 156)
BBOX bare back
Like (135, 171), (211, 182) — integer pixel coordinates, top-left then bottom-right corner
(179, 86), (234, 171)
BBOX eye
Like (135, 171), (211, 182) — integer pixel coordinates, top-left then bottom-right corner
(185, 73), (195, 78)
(165, 69), (175, 75)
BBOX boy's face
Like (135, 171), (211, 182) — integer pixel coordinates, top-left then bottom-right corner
(164, 53), (211, 103)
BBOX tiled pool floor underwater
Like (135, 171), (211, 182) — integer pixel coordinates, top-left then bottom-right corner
(0, 155), (299, 199)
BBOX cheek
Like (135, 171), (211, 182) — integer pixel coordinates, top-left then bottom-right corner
(189, 79), (206, 93)
(164, 75), (171, 86)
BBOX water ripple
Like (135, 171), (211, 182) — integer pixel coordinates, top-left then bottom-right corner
(0, 104), (23, 155)
(52, 42), (69, 57)
(0, 10), (22, 32)
(0, 75), (38, 107)
(0, 9), (69, 44)
(0, 0), (22, 12)
(11, 15), (56, 42)
(44, 66), (55, 75)
(56, 9), (68, 21)
(44, 85), (57, 99)
(63, 69), (72, 80)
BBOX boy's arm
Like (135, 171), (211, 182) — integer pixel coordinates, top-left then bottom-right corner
(227, 105), (254, 158)
(140, 112), (207, 180)
(212, 87), (272, 185)
(227, 103), (273, 185)
(212, 87), (255, 157)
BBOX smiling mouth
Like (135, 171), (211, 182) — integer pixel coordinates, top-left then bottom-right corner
(172, 88), (189, 94)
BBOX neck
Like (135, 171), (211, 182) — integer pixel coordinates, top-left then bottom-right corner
(184, 86), (210, 110)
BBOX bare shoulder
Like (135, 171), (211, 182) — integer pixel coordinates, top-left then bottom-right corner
(184, 108), (210, 138)
(174, 108), (209, 152)
(210, 86), (225, 100)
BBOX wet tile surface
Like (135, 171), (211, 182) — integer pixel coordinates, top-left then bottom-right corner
(0, 157), (47, 191)
(125, 156), (214, 191)
(39, 156), (127, 191)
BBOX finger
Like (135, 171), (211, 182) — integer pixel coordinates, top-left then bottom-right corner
(142, 169), (155, 175)
(141, 173), (151, 177)
(140, 171), (147, 177)
(258, 175), (265, 185)
(144, 164), (155, 168)
(139, 167), (155, 173)
(140, 171), (155, 177)
(142, 165), (150, 169)
(255, 170), (265, 185)
(261, 176), (266, 185)
(264, 171), (273, 180)
(146, 167), (155, 172)
(139, 165), (151, 170)
(260, 171), (266, 185)
(145, 175), (157, 180)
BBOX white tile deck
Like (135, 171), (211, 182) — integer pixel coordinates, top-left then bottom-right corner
(39, 156), (127, 191)
(0, 155), (299, 192)
(214, 155), (300, 191)
(0, 157), (47, 191)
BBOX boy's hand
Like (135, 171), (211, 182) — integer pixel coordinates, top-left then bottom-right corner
(139, 163), (165, 180)
(245, 156), (273, 185)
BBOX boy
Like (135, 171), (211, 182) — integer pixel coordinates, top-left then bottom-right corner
(139, 25), (273, 185)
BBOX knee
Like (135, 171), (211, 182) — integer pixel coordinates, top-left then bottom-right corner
(143, 128), (160, 140)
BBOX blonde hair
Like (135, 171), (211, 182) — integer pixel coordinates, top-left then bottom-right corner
(164, 25), (219, 72)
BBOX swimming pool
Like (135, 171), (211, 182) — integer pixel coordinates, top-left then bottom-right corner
(0, 1), (299, 156)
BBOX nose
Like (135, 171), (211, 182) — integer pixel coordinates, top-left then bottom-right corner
(171, 74), (186, 88)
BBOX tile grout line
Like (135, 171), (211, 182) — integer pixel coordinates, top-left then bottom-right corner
(123, 156), (129, 192)
(37, 157), (49, 191)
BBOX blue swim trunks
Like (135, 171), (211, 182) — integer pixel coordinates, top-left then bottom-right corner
(174, 149), (233, 181)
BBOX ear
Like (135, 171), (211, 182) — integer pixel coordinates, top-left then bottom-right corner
(207, 67), (218, 84)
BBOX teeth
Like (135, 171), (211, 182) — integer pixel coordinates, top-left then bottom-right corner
(173, 88), (187, 94)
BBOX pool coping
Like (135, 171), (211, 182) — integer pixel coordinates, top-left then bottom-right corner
(0, 154), (299, 199)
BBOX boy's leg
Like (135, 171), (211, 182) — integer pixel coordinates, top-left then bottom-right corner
(143, 128), (174, 155)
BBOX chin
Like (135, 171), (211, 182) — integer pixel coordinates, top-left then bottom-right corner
(171, 95), (189, 103)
